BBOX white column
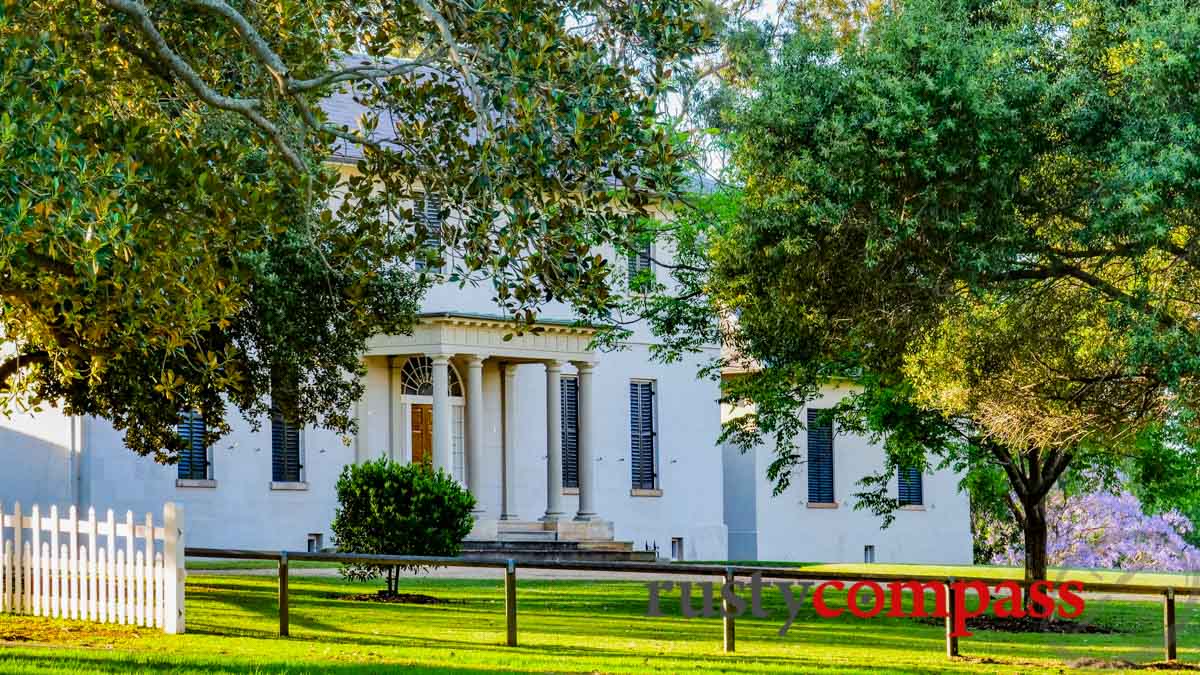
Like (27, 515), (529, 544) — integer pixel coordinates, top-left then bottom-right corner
(500, 363), (519, 520)
(466, 355), (486, 515)
(542, 361), (566, 522)
(573, 361), (598, 521)
(430, 354), (453, 476)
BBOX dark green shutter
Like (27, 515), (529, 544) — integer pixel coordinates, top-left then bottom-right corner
(807, 409), (834, 503)
(561, 376), (579, 489)
(630, 381), (656, 489)
(898, 466), (923, 506)
(416, 193), (443, 272)
(627, 240), (652, 283)
(271, 404), (302, 482)
(176, 411), (207, 480)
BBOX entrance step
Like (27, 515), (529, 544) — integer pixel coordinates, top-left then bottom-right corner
(496, 520), (550, 533)
(462, 539), (658, 563)
(496, 531), (559, 543)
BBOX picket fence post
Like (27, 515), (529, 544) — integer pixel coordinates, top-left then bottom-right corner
(163, 502), (185, 634)
(0, 500), (184, 634)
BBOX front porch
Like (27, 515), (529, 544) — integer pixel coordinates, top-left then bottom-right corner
(355, 312), (617, 548)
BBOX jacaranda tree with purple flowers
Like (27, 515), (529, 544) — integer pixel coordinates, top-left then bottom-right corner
(989, 491), (1200, 573)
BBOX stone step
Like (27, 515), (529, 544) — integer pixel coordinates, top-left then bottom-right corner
(495, 520), (551, 533)
(463, 540), (580, 551)
(496, 531), (559, 543)
(461, 546), (659, 563)
(462, 539), (657, 563)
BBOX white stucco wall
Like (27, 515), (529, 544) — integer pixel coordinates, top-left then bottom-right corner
(0, 343), (729, 560)
(78, 410), (352, 551)
(495, 344), (727, 560)
(724, 381), (973, 565)
(0, 407), (76, 510)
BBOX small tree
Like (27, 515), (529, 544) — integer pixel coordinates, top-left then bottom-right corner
(331, 458), (475, 596)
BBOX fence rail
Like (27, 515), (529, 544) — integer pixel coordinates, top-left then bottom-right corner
(186, 547), (1194, 662)
(2, 502), (185, 634)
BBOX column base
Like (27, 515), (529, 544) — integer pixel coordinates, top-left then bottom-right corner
(539, 512), (568, 525)
(499, 513), (521, 521)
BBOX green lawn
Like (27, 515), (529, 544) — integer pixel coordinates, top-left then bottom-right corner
(185, 559), (341, 571)
(0, 571), (1196, 673)
(700, 560), (1200, 589)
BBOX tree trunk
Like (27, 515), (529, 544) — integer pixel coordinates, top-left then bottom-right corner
(1022, 496), (1048, 607)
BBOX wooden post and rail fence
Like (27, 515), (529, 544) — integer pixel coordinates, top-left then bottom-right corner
(185, 547), (1195, 662)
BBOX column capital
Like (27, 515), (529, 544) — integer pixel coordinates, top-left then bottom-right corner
(464, 353), (486, 367)
(545, 360), (566, 374)
(429, 353), (452, 365)
(571, 360), (596, 373)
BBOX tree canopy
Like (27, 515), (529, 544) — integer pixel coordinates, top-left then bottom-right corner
(2, 0), (710, 458)
(645, 0), (1200, 583)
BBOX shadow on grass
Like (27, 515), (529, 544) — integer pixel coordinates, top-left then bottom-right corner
(0, 651), (532, 674)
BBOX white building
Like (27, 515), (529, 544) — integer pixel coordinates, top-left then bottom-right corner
(723, 381), (974, 564)
(0, 100), (972, 565)
(0, 277), (972, 565)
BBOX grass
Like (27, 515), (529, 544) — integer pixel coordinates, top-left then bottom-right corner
(185, 559), (341, 571)
(696, 561), (1200, 589)
(0, 570), (1196, 673)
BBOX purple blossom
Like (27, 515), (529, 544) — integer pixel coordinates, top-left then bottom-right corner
(989, 491), (1200, 572)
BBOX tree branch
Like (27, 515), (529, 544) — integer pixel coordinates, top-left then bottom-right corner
(99, 0), (309, 172)
(0, 351), (49, 391)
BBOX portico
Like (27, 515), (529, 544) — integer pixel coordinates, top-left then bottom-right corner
(357, 313), (610, 541)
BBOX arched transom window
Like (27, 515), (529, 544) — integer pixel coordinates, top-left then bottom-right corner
(400, 356), (463, 397)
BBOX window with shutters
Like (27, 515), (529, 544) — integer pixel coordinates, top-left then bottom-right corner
(271, 402), (303, 483)
(898, 466), (924, 506)
(806, 408), (834, 504)
(561, 376), (579, 489)
(414, 193), (443, 273)
(627, 239), (653, 288)
(629, 380), (657, 490)
(176, 411), (209, 480)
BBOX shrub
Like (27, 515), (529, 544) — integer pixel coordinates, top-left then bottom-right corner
(331, 458), (475, 594)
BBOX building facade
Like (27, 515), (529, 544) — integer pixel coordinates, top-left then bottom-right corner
(722, 381), (974, 564)
(0, 99), (972, 563)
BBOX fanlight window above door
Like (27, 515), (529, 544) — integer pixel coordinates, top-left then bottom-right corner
(400, 357), (463, 397)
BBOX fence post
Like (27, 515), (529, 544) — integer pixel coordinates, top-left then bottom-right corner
(945, 579), (959, 658)
(13, 502), (21, 614)
(162, 503), (185, 634)
(722, 567), (735, 653)
(1164, 588), (1177, 662)
(505, 559), (517, 647)
(278, 551), (289, 637)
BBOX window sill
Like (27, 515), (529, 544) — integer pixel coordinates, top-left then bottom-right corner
(270, 481), (309, 491)
(562, 487), (580, 495)
(899, 504), (926, 511)
(631, 488), (663, 498)
(176, 479), (216, 489)
(806, 502), (839, 509)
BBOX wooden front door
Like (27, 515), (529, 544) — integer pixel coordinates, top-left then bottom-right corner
(410, 403), (433, 467)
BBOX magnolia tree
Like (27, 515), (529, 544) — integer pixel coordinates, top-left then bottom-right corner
(987, 491), (1200, 573)
(2, 0), (711, 460)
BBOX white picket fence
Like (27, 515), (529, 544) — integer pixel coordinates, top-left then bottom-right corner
(0, 501), (185, 633)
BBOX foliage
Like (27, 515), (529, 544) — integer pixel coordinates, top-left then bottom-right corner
(1, 8), (423, 458)
(1, 0), (711, 459)
(644, 0), (1200, 586)
(987, 490), (1200, 573)
(331, 458), (475, 594)
(3, 573), (1197, 672)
